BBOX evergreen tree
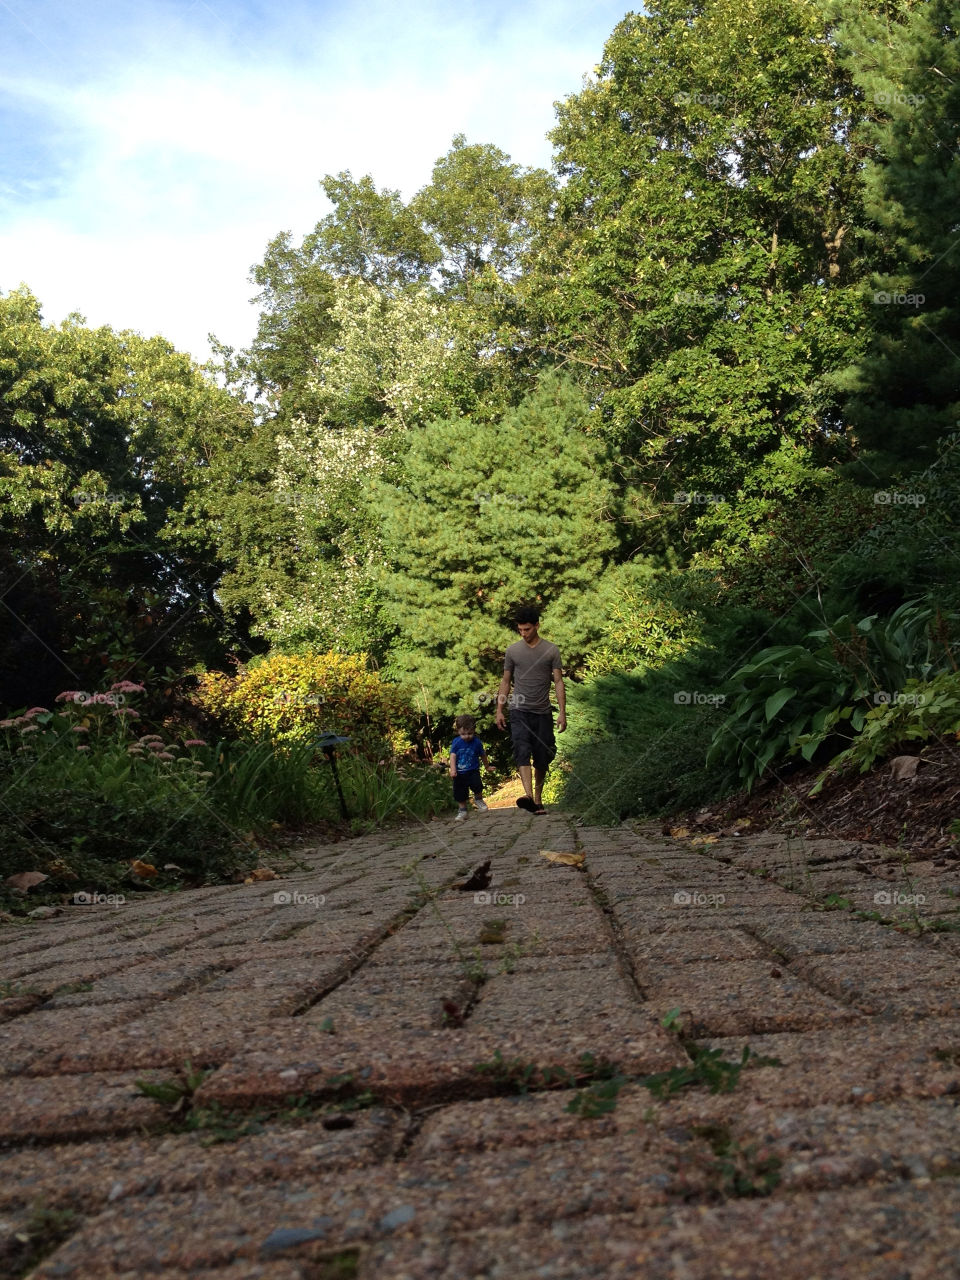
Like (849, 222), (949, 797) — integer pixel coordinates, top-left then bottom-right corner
(374, 373), (618, 713)
(834, 0), (960, 476)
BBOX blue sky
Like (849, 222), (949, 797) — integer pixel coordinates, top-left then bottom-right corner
(0, 0), (630, 361)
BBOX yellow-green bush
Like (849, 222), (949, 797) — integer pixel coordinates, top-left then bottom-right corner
(192, 653), (414, 758)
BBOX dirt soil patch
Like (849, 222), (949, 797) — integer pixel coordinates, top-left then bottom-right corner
(680, 739), (960, 860)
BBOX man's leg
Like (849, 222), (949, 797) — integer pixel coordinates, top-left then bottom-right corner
(517, 763), (534, 801)
(530, 713), (556, 812)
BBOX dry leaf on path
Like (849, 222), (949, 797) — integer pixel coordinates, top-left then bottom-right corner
(130, 860), (158, 878)
(669, 827), (691, 838)
(4, 871), (49, 892)
(539, 850), (585, 867)
(244, 867), (279, 883)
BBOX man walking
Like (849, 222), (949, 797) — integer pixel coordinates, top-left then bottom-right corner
(495, 605), (566, 814)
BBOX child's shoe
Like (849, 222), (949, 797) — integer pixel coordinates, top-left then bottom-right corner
(455, 808), (468, 821)
(474, 799), (489, 812)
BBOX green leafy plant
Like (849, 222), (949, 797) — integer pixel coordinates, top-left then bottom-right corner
(134, 1061), (212, 1113)
(710, 599), (958, 790)
(642, 1045), (781, 1099)
(690, 1124), (783, 1198)
(8, 1202), (79, 1279)
(807, 670), (960, 795)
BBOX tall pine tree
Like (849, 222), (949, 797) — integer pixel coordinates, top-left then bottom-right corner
(374, 373), (618, 715)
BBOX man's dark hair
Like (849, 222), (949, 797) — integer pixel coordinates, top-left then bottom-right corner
(514, 605), (540, 625)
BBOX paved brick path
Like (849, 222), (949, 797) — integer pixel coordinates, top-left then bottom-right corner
(2, 812), (960, 1278)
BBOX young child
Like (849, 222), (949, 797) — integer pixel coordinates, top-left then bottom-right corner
(449, 714), (492, 821)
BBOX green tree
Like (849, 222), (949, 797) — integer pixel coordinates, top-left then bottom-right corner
(373, 373), (619, 713)
(206, 137), (554, 656)
(524, 0), (877, 556)
(833, 0), (960, 476)
(0, 287), (252, 704)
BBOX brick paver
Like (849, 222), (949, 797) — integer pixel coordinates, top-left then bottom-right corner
(2, 813), (959, 1277)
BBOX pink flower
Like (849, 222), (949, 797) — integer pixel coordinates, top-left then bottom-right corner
(55, 691), (85, 703)
(20, 724), (40, 733)
(110, 681), (145, 694)
(71, 725), (89, 733)
(145, 741), (166, 751)
(23, 707), (50, 717)
(139, 735), (165, 744)
(0, 719), (15, 729)
(183, 739), (207, 747)
(112, 708), (140, 718)
(156, 751), (175, 761)
(76, 745), (90, 753)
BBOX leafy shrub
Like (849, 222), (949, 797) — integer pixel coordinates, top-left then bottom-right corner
(690, 473), (880, 614)
(0, 686), (248, 897)
(586, 567), (718, 677)
(548, 663), (738, 822)
(806, 671), (960, 794)
(709, 599), (958, 790)
(191, 652), (414, 758)
(337, 756), (452, 825)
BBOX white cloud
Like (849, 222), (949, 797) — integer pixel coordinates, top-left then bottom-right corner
(0, 0), (626, 361)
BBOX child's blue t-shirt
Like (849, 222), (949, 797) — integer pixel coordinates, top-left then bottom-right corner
(450, 736), (485, 773)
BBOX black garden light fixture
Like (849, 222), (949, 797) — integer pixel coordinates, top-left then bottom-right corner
(314, 732), (351, 819)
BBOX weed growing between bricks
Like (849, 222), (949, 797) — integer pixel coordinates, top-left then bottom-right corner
(680, 1124), (783, 1199)
(5, 1202), (79, 1280)
(135, 1062), (381, 1142)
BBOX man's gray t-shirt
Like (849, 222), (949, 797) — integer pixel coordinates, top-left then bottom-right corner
(504, 639), (562, 714)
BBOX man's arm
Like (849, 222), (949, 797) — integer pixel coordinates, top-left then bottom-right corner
(494, 670), (512, 729)
(553, 668), (567, 732)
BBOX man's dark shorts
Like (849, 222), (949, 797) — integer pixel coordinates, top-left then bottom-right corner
(452, 769), (483, 803)
(510, 711), (557, 771)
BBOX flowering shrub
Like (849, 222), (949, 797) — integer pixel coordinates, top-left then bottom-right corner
(0, 682), (241, 898)
(191, 652), (414, 758)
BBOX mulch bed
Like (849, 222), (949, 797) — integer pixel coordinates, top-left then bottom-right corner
(679, 738), (960, 860)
